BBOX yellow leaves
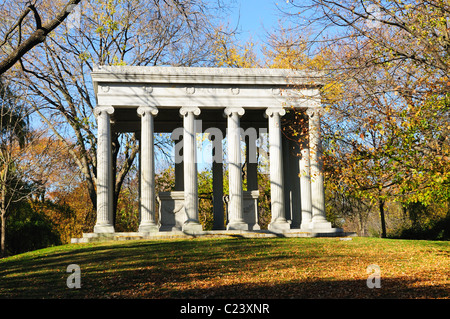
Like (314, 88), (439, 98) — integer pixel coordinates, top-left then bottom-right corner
(95, 26), (104, 34)
(321, 80), (344, 105)
(111, 55), (126, 66)
(263, 28), (309, 70)
(212, 27), (258, 68)
(265, 44), (305, 69)
(78, 51), (91, 62)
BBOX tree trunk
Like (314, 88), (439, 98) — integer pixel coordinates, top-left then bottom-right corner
(379, 199), (387, 238)
(1, 212), (6, 257)
(0, 179), (6, 257)
(358, 212), (365, 236)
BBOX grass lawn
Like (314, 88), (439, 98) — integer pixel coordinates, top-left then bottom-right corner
(0, 237), (448, 299)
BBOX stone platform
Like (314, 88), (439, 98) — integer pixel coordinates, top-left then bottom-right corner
(71, 228), (355, 243)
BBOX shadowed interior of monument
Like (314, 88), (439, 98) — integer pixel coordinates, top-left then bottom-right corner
(111, 107), (269, 133)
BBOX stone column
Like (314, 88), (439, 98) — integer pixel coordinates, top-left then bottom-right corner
(137, 106), (159, 233)
(94, 106), (115, 233)
(307, 108), (330, 228)
(300, 112), (312, 230)
(266, 108), (290, 231)
(224, 107), (248, 230)
(180, 106), (203, 232)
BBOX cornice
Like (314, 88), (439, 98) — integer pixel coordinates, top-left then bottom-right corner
(91, 66), (325, 88)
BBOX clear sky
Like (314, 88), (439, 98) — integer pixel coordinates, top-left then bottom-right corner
(227, 0), (285, 47)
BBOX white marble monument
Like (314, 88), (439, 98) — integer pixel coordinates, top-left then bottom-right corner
(86, 66), (342, 239)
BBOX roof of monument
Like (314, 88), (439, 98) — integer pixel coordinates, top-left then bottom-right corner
(91, 65), (325, 88)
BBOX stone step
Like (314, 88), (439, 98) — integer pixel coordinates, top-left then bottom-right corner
(71, 229), (355, 243)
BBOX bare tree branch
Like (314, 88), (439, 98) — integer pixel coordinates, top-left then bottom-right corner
(0, 0), (82, 75)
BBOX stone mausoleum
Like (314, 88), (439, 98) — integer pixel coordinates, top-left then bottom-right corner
(72, 66), (343, 242)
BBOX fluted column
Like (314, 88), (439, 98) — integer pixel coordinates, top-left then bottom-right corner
(266, 107), (290, 231)
(300, 111), (313, 229)
(137, 106), (159, 233)
(94, 106), (115, 233)
(180, 106), (203, 232)
(225, 107), (248, 230)
(307, 108), (329, 227)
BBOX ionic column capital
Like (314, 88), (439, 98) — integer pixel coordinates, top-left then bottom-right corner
(265, 107), (286, 118)
(224, 107), (245, 117)
(137, 106), (158, 117)
(179, 106), (201, 117)
(94, 105), (114, 118)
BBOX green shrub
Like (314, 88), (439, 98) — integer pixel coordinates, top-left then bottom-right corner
(392, 215), (450, 240)
(6, 203), (61, 255)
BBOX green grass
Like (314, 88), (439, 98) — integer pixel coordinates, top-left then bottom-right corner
(0, 237), (449, 299)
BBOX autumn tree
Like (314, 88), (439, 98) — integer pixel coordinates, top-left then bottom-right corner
(2, 0), (230, 228)
(211, 26), (260, 68)
(278, 0), (450, 236)
(0, 78), (63, 255)
(0, 78), (28, 256)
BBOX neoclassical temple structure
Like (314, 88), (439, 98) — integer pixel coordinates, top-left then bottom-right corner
(82, 66), (342, 240)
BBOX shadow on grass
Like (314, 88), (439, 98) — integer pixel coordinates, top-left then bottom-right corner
(164, 278), (449, 299)
(0, 238), (277, 298)
(0, 238), (448, 299)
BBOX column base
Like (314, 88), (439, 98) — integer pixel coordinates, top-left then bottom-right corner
(311, 221), (332, 229)
(248, 223), (261, 231)
(301, 221), (332, 229)
(94, 224), (115, 234)
(182, 221), (203, 233)
(227, 222), (249, 231)
(301, 221), (343, 234)
(268, 221), (291, 232)
(139, 223), (159, 233)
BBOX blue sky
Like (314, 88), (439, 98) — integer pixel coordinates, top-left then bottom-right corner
(228, 0), (283, 43)
(224, 0), (304, 60)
